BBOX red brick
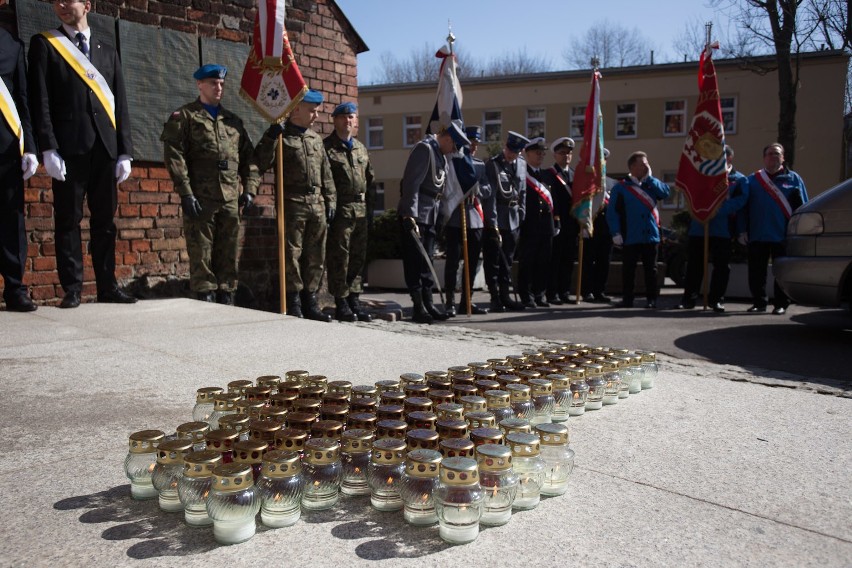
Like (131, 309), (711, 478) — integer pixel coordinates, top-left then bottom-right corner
(140, 204), (160, 217)
(27, 203), (53, 218)
(159, 251), (180, 263)
(121, 229), (146, 240)
(30, 285), (58, 301)
(146, 229), (165, 239)
(160, 204), (179, 216)
(120, 204), (140, 217)
(26, 174), (52, 189)
(216, 28), (248, 42)
(131, 193), (170, 204)
(141, 252), (160, 265)
(140, 179), (159, 191)
(163, 227), (183, 238)
(119, 218), (154, 230)
(161, 17), (197, 34)
(123, 253), (140, 265)
(33, 257), (56, 271)
(24, 189), (41, 203)
(151, 237), (185, 251)
(131, 240), (151, 252)
(158, 180), (174, 191)
(27, 271), (60, 285)
(148, 167), (171, 180)
(115, 240), (130, 253)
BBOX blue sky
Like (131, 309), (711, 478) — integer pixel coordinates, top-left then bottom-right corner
(336, 0), (722, 85)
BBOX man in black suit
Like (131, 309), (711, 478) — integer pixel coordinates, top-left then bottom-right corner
(28, 0), (136, 308)
(0, 0), (39, 311)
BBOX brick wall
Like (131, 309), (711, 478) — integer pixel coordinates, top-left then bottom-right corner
(2, 0), (363, 310)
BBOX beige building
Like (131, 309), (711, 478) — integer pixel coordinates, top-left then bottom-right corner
(358, 51), (849, 224)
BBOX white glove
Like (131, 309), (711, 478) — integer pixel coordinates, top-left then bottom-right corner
(115, 155), (132, 184)
(22, 153), (39, 181)
(612, 234), (624, 247)
(43, 150), (66, 181)
(737, 232), (748, 246)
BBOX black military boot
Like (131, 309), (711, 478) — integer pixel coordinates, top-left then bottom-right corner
(411, 291), (433, 324)
(444, 292), (457, 318)
(335, 297), (357, 322)
(286, 292), (303, 318)
(499, 285), (526, 311)
(301, 291), (331, 322)
(489, 288), (506, 313)
(197, 291), (215, 302)
(346, 293), (373, 322)
(458, 293), (489, 315)
(422, 289), (448, 321)
(216, 290), (234, 305)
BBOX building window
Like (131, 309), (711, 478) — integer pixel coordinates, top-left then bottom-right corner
(721, 96), (737, 134)
(526, 108), (545, 139)
(483, 110), (502, 142)
(660, 171), (683, 210)
(366, 117), (383, 149)
(403, 115), (422, 148)
(570, 105), (586, 139)
(615, 102), (637, 139)
(371, 182), (385, 214)
(663, 100), (686, 136)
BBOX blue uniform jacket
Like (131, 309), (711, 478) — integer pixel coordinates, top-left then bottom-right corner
(688, 170), (747, 238)
(606, 176), (670, 245)
(736, 168), (808, 243)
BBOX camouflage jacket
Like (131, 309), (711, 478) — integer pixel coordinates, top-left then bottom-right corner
(160, 100), (259, 201)
(323, 131), (374, 207)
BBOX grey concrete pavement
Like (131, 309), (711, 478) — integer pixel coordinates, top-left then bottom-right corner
(1, 299), (850, 567)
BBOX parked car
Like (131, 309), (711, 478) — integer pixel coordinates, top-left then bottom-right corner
(774, 178), (852, 313)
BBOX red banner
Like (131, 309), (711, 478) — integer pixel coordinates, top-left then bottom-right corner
(571, 70), (605, 234)
(675, 48), (728, 223)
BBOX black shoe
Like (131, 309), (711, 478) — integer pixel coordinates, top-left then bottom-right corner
(676, 300), (695, 310)
(459, 303), (489, 315)
(98, 288), (137, 304)
(197, 291), (216, 302)
(286, 293), (303, 318)
(616, 300), (634, 308)
(5, 294), (36, 312)
(422, 292), (448, 321)
(59, 291), (81, 309)
(711, 302), (726, 313)
(335, 297), (356, 322)
(547, 295), (563, 305)
(747, 305), (767, 313)
(216, 291), (234, 305)
(445, 302), (457, 318)
(535, 296), (550, 307)
(645, 300), (657, 309)
(521, 297), (537, 309)
(302, 292), (331, 322)
(772, 306), (787, 315)
(558, 293), (572, 304)
(501, 295), (526, 311)
(594, 293), (612, 303)
(346, 293), (373, 322)
(582, 293), (595, 302)
(411, 293), (433, 324)
(489, 293), (506, 313)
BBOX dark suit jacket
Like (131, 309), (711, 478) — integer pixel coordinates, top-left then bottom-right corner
(27, 26), (133, 159)
(0, 28), (36, 156)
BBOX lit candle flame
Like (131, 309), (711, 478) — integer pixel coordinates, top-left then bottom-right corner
(314, 480), (321, 487)
(354, 467), (361, 474)
(386, 476), (394, 485)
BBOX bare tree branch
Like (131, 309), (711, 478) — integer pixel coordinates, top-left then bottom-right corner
(562, 20), (656, 68)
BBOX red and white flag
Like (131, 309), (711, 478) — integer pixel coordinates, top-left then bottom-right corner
(675, 45), (728, 223)
(240, 0), (307, 123)
(571, 69), (605, 235)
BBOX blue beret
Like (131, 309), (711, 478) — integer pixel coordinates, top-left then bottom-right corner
(446, 122), (470, 148)
(506, 131), (530, 153)
(302, 89), (324, 105)
(464, 125), (482, 142)
(193, 64), (227, 80)
(332, 101), (357, 116)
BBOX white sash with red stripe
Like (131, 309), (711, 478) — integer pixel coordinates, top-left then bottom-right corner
(755, 169), (793, 220)
(623, 178), (660, 226)
(549, 166), (572, 198)
(526, 175), (553, 212)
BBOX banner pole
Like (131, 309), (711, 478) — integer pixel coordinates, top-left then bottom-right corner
(575, 235), (584, 304)
(276, 133), (287, 314)
(460, 202), (472, 316)
(702, 222), (710, 310)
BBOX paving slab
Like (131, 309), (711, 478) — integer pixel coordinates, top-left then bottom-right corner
(0, 299), (849, 567)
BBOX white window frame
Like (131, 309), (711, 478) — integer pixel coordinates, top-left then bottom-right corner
(663, 99), (687, 137)
(570, 105), (586, 139)
(372, 181), (386, 215)
(526, 108), (546, 139)
(720, 96), (738, 134)
(483, 110), (502, 143)
(615, 102), (638, 139)
(403, 115), (422, 148)
(366, 117), (384, 150)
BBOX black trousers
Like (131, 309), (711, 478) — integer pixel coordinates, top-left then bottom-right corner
(622, 243), (658, 302)
(548, 226), (578, 297)
(0, 148), (27, 299)
(747, 241), (789, 309)
(517, 225), (553, 302)
(444, 226), (483, 300)
(482, 227), (519, 294)
(400, 219), (437, 294)
(53, 142), (118, 294)
(581, 214), (612, 296)
(683, 235), (733, 304)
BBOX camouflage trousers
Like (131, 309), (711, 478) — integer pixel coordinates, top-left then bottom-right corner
(285, 199), (327, 293)
(184, 196), (240, 293)
(326, 203), (368, 298)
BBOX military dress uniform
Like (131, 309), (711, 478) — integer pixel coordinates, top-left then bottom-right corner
(161, 65), (259, 304)
(324, 123), (374, 322)
(518, 161), (556, 308)
(581, 176), (615, 302)
(546, 159), (578, 304)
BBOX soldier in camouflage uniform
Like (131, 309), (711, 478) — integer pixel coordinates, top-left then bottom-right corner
(160, 64), (258, 305)
(324, 101), (374, 322)
(254, 89), (335, 321)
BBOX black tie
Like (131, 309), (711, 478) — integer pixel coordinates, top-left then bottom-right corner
(76, 32), (90, 59)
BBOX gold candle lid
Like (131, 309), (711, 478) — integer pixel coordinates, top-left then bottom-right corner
(470, 427), (503, 446)
(270, 392), (298, 410)
(484, 389), (510, 409)
(612, 348), (630, 356)
(450, 373), (475, 386)
(304, 438), (339, 464)
(183, 450), (222, 478)
(274, 427), (308, 452)
(341, 429), (374, 453)
(380, 390), (406, 404)
(261, 450), (301, 478)
(249, 419), (282, 442)
(298, 385), (325, 400)
(233, 439), (268, 464)
(328, 380), (353, 395)
(535, 423), (569, 446)
(375, 379), (400, 392)
(536, 366), (559, 376)
(460, 395), (487, 412)
(244, 385), (273, 401)
(506, 355), (527, 366)
(218, 413), (250, 433)
(403, 396), (432, 413)
(346, 412), (377, 431)
(256, 375), (282, 389)
(156, 438), (194, 464)
(452, 383), (478, 400)
(406, 428), (440, 452)
(227, 379), (253, 394)
(436, 419), (468, 440)
(310, 419), (345, 442)
(422, 371), (446, 382)
(518, 370), (541, 383)
(286, 411), (319, 432)
(474, 379), (500, 395)
(602, 358), (620, 371)
(285, 369), (310, 382)
(506, 383), (531, 401)
(439, 437), (475, 459)
(506, 432), (541, 457)
(405, 449), (442, 478)
(565, 367), (585, 381)
(521, 349), (543, 358)
(465, 411), (496, 429)
(235, 398), (265, 417)
(476, 443), (512, 471)
(427, 389), (455, 406)
(176, 421), (210, 443)
(439, 457), (479, 486)
(377, 404), (405, 421)
(637, 350), (657, 362)
(293, 398), (322, 412)
(435, 402), (465, 420)
(278, 379), (301, 397)
(499, 417), (532, 435)
(304, 375), (328, 391)
(547, 374), (570, 390)
(487, 357), (508, 367)
(582, 363), (604, 377)
(205, 428), (240, 453)
(406, 411), (438, 430)
(400, 372), (426, 385)
(492, 365), (515, 376)
(426, 376), (452, 390)
(448, 365), (472, 377)
(352, 384), (378, 400)
(403, 383), (430, 397)
(546, 353), (567, 364)
(350, 398), (378, 413)
(259, 406), (288, 425)
(211, 462), (254, 492)
(320, 402), (349, 422)
(376, 419), (407, 440)
(496, 374), (522, 387)
(529, 378), (553, 395)
(371, 438), (407, 464)
(213, 392), (240, 411)
(195, 387), (223, 403)
(466, 362), (490, 372)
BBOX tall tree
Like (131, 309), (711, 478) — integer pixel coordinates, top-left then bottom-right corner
(563, 21), (655, 69)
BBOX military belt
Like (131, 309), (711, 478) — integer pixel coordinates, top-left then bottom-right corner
(193, 159), (233, 171)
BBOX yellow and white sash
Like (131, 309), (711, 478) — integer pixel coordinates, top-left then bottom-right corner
(40, 29), (115, 129)
(0, 79), (24, 155)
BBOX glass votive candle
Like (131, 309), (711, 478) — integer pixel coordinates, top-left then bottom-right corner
(400, 449), (442, 526)
(352, 384), (378, 402)
(193, 387), (222, 423)
(406, 428), (440, 452)
(235, 398), (265, 420)
(403, 383), (431, 397)
(460, 395), (487, 414)
(375, 379), (401, 393)
(568, 376), (589, 416)
(601, 360), (622, 405)
(227, 379), (253, 396)
(434, 457), (484, 545)
(310, 419), (345, 445)
(124, 429), (165, 500)
(178, 450), (221, 526)
(548, 374), (571, 423)
(286, 410), (319, 432)
(403, 396), (432, 415)
(300, 438), (341, 511)
(452, 383), (478, 402)
(218, 414), (250, 441)
(375, 419), (407, 441)
(304, 375), (328, 393)
(380, 390), (406, 405)
(257, 450), (304, 528)
(628, 355), (646, 393)
(270, 392), (297, 411)
(346, 412), (377, 432)
(583, 365), (606, 410)
(476, 443), (518, 526)
(465, 410), (496, 429)
(273, 427), (308, 458)
(427, 389), (455, 406)
(435, 402), (465, 421)
(260, 405), (289, 425)
(529, 378), (555, 425)
(637, 351), (658, 389)
(439, 437), (475, 459)
(208, 392), (240, 429)
(367, 438), (407, 511)
(249, 419), (282, 447)
(401, 372), (427, 387)
(256, 375), (281, 390)
(505, 432), (545, 510)
(207, 462), (260, 545)
(499, 417), (532, 436)
(152, 439), (194, 511)
(507, 383), (534, 419)
(535, 423), (574, 496)
(341, 429), (374, 496)
(328, 380), (353, 398)
(447, 365), (472, 380)
(474, 379), (500, 396)
(350, 397), (377, 414)
(244, 385), (273, 403)
(484, 389), (514, 423)
(436, 419), (468, 440)
(205, 428), (240, 464)
(232, 439), (268, 481)
(470, 427), (503, 447)
(406, 410), (438, 430)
